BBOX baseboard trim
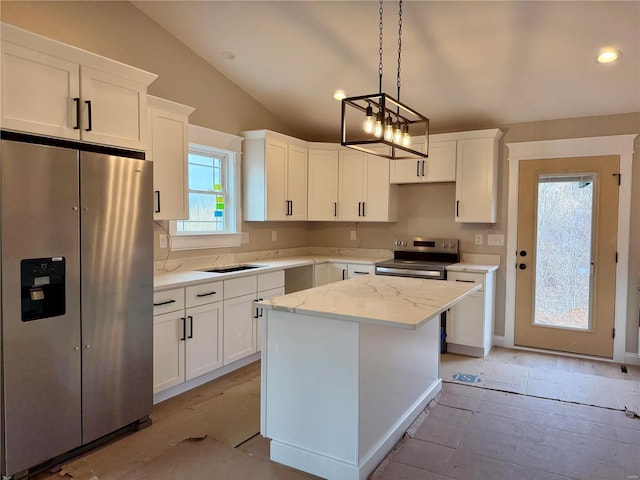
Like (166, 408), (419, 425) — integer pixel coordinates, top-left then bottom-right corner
(624, 352), (640, 366)
(492, 335), (505, 347)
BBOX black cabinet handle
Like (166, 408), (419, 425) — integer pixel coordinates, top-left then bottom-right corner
(456, 200), (460, 217)
(334, 202), (337, 217)
(155, 191), (161, 213)
(353, 271), (369, 275)
(342, 269), (346, 280)
(421, 160), (425, 177)
(258, 298), (264, 317)
(180, 317), (186, 341)
(153, 299), (176, 307)
(362, 202), (365, 217)
(73, 98), (80, 129)
(85, 100), (92, 131)
(188, 316), (193, 338)
(455, 279), (475, 283)
(290, 200), (293, 216)
(254, 299), (260, 319)
(416, 160), (420, 177)
(196, 291), (217, 297)
(358, 202), (362, 217)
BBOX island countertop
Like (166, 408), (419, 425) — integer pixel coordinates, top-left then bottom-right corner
(258, 275), (480, 330)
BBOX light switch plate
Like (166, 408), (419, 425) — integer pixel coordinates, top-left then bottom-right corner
(241, 232), (249, 244)
(488, 234), (505, 246)
(271, 231), (277, 241)
(475, 234), (483, 245)
(159, 234), (168, 249)
(350, 230), (357, 241)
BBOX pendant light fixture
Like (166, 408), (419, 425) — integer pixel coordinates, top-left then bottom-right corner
(341, 0), (429, 160)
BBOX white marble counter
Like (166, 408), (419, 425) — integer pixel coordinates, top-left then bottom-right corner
(153, 255), (390, 291)
(447, 263), (500, 273)
(258, 275), (480, 329)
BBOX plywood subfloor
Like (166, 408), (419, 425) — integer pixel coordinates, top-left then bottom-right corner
(30, 348), (640, 480)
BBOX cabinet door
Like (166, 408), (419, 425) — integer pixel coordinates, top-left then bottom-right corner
(1, 42), (81, 140)
(390, 159), (422, 184)
(149, 105), (190, 220)
(153, 311), (185, 394)
(424, 141), (456, 183)
(185, 302), (223, 380)
(314, 263), (328, 287)
(308, 149), (339, 221)
(326, 263), (348, 283)
(455, 137), (497, 223)
(338, 149), (365, 221)
(362, 153), (392, 221)
(347, 264), (375, 278)
(223, 293), (258, 365)
(265, 138), (288, 220)
(80, 66), (147, 150)
(256, 287), (285, 352)
(287, 144), (308, 220)
(447, 293), (485, 348)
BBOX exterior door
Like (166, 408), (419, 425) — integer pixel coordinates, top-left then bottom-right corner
(515, 156), (619, 357)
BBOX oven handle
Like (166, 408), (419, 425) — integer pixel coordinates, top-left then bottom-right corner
(375, 266), (442, 278)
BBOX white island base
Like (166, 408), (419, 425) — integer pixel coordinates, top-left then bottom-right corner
(261, 310), (441, 480)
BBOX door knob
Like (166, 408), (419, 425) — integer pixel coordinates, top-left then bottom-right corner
(519, 250), (527, 257)
(518, 264), (527, 270)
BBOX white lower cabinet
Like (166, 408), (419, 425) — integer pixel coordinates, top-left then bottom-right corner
(347, 264), (375, 278)
(152, 281), (223, 394)
(326, 262), (348, 284)
(256, 286), (285, 351)
(313, 262), (375, 287)
(445, 270), (496, 357)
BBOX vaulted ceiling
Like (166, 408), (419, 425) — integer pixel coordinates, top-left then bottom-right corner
(133, 1), (640, 141)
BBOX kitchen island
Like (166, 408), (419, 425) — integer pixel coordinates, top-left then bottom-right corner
(258, 275), (480, 480)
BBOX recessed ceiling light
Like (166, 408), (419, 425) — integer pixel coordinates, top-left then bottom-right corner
(597, 48), (621, 63)
(333, 90), (347, 101)
(221, 51), (235, 60)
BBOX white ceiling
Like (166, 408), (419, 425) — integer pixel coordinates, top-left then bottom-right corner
(133, 1), (640, 141)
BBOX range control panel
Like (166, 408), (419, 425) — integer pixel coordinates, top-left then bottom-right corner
(392, 237), (459, 253)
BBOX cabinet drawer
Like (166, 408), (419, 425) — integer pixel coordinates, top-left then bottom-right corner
(186, 281), (223, 308)
(347, 264), (375, 277)
(447, 272), (485, 292)
(257, 270), (285, 291)
(153, 288), (185, 315)
(224, 275), (257, 299)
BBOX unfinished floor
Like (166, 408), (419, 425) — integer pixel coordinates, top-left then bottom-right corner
(31, 348), (640, 480)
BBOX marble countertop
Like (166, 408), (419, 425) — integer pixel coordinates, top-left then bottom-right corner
(154, 255), (389, 291)
(258, 275), (480, 330)
(447, 263), (499, 273)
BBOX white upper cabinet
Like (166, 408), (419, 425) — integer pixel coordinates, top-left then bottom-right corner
(147, 96), (194, 220)
(390, 139), (456, 184)
(338, 148), (397, 222)
(454, 129), (502, 223)
(307, 147), (339, 221)
(1, 23), (156, 150)
(243, 130), (308, 221)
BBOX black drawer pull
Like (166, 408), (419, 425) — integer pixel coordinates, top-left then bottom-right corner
(455, 279), (475, 283)
(353, 271), (369, 275)
(196, 291), (217, 297)
(153, 299), (176, 306)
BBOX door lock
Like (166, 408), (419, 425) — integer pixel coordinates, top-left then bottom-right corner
(518, 264), (527, 270)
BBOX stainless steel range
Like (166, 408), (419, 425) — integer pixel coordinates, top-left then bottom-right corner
(375, 237), (460, 280)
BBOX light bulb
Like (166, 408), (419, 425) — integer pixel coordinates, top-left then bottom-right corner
(393, 123), (403, 144)
(384, 116), (394, 142)
(373, 112), (384, 138)
(363, 106), (374, 134)
(402, 131), (411, 147)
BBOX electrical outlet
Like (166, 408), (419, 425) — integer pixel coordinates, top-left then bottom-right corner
(488, 234), (504, 246)
(350, 230), (357, 241)
(475, 234), (483, 245)
(159, 234), (168, 249)
(271, 231), (277, 241)
(241, 232), (249, 244)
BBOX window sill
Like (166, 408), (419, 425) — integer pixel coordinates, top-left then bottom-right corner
(169, 233), (241, 251)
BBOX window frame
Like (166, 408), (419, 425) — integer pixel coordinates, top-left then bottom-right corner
(169, 124), (243, 250)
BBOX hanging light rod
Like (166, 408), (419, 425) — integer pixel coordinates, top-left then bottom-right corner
(341, 0), (429, 160)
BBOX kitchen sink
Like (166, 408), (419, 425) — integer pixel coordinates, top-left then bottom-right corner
(202, 264), (263, 273)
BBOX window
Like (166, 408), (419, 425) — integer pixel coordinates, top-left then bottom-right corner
(169, 125), (243, 250)
(176, 146), (230, 234)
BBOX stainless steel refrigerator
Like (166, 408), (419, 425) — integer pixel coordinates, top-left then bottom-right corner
(0, 134), (153, 478)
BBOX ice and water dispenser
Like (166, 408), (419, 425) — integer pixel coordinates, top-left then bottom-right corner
(20, 257), (65, 321)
